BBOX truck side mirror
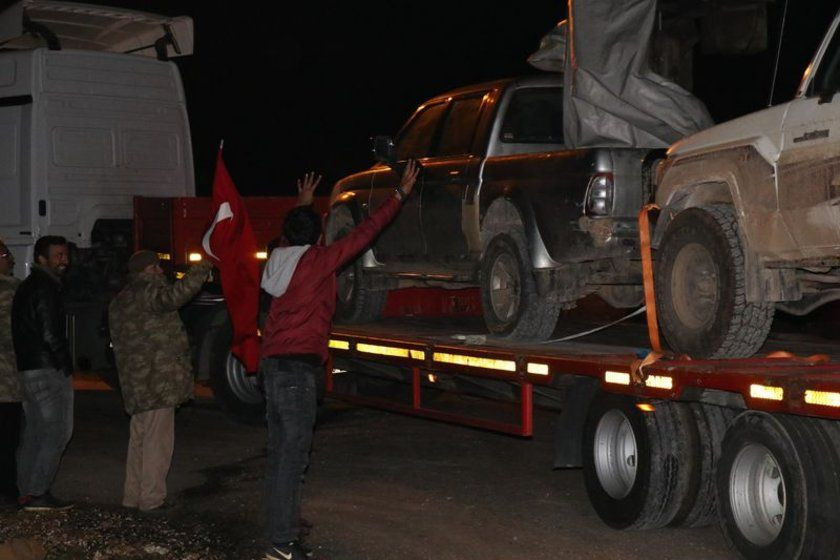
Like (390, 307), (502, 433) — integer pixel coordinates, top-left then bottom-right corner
(372, 135), (396, 163)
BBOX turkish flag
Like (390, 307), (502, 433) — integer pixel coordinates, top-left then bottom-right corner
(201, 149), (260, 372)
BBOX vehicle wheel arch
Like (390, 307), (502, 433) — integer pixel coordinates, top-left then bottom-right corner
(326, 201), (388, 323)
(325, 200), (364, 243)
(479, 195), (532, 259)
(652, 180), (734, 249)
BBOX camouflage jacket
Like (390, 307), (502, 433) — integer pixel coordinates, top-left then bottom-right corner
(109, 262), (211, 415)
(0, 274), (20, 402)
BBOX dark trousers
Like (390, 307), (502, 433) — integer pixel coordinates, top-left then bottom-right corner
(0, 401), (22, 498)
(262, 357), (319, 546)
(17, 369), (74, 497)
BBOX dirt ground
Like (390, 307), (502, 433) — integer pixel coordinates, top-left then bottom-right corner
(0, 384), (737, 560)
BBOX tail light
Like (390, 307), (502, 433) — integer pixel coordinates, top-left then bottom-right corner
(585, 173), (614, 216)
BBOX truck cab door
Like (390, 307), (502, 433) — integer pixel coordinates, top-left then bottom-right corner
(367, 101), (448, 263)
(777, 25), (840, 257)
(419, 94), (487, 265)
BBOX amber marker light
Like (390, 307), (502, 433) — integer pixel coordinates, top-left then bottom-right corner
(427, 373), (437, 383)
(749, 384), (784, 401)
(527, 362), (549, 376)
(188, 252), (202, 262)
(432, 352), (516, 372)
(604, 370), (630, 386)
(644, 375), (673, 390)
(804, 390), (840, 408)
(636, 403), (656, 413)
(256, 251), (268, 260)
(357, 343), (410, 358)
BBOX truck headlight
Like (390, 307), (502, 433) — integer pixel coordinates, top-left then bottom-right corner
(585, 173), (614, 216)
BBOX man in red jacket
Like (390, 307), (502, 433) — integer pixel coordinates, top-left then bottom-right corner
(260, 161), (419, 560)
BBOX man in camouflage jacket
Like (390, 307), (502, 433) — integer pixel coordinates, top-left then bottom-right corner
(0, 240), (21, 504)
(109, 250), (211, 512)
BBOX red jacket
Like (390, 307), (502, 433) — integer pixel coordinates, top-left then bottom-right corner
(260, 195), (402, 363)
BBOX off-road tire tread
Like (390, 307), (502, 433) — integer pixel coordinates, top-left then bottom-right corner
(657, 205), (774, 358)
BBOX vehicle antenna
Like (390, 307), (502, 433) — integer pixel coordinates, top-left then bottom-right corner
(768, 0), (790, 107)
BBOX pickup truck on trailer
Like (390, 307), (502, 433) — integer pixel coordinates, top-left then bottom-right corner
(328, 75), (661, 341)
(652, 8), (840, 359)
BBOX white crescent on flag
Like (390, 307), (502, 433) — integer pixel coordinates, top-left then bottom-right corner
(201, 202), (234, 260)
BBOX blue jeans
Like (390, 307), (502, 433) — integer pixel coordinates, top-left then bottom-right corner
(262, 357), (319, 546)
(17, 368), (74, 497)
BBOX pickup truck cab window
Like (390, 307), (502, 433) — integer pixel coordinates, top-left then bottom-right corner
(501, 87), (564, 144)
(811, 24), (840, 98)
(396, 102), (447, 160)
(437, 95), (485, 157)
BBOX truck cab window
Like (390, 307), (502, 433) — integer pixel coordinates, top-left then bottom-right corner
(500, 87), (564, 144)
(395, 102), (447, 160)
(811, 26), (840, 97)
(436, 96), (485, 157)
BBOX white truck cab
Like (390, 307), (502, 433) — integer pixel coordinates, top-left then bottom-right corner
(0, 0), (194, 277)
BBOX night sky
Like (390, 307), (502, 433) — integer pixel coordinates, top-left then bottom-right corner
(92, 1), (839, 196)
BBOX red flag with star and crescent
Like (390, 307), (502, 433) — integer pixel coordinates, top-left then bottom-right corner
(201, 148), (260, 372)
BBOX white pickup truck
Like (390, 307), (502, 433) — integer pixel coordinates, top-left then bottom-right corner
(653, 10), (840, 358)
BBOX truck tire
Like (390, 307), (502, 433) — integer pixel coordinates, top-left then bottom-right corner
(207, 325), (265, 423)
(669, 403), (735, 528)
(716, 412), (840, 560)
(655, 205), (774, 358)
(326, 207), (387, 323)
(582, 393), (694, 529)
(480, 233), (560, 340)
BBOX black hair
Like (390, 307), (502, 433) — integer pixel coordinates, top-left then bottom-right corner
(283, 207), (322, 246)
(34, 235), (67, 260)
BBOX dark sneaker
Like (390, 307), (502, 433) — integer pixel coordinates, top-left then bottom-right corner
(21, 493), (73, 511)
(265, 541), (314, 560)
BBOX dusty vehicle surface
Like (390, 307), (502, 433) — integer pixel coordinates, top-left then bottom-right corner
(329, 75), (659, 340)
(653, 10), (840, 358)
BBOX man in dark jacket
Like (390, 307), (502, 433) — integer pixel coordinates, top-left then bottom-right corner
(11, 235), (73, 511)
(259, 161), (419, 560)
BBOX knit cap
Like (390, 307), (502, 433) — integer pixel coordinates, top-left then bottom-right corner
(128, 250), (159, 274)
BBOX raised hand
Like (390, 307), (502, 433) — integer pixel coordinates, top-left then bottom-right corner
(397, 160), (420, 198)
(296, 172), (322, 206)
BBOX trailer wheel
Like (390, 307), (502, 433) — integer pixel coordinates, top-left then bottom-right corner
(582, 393), (694, 529)
(480, 233), (560, 340)
(716, 412), (840, 560)
(669, 403), (735, 528)
(208, 326), (265, 423)
(655, 205), (774, 358)
(326, 207), (387, 323)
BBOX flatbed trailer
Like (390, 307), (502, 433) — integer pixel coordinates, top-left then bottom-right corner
(135, 193), (840, 558)
(325, 311), (840, 560)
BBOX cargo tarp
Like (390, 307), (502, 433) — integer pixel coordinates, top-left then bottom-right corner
(529, 1), (713, 148)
